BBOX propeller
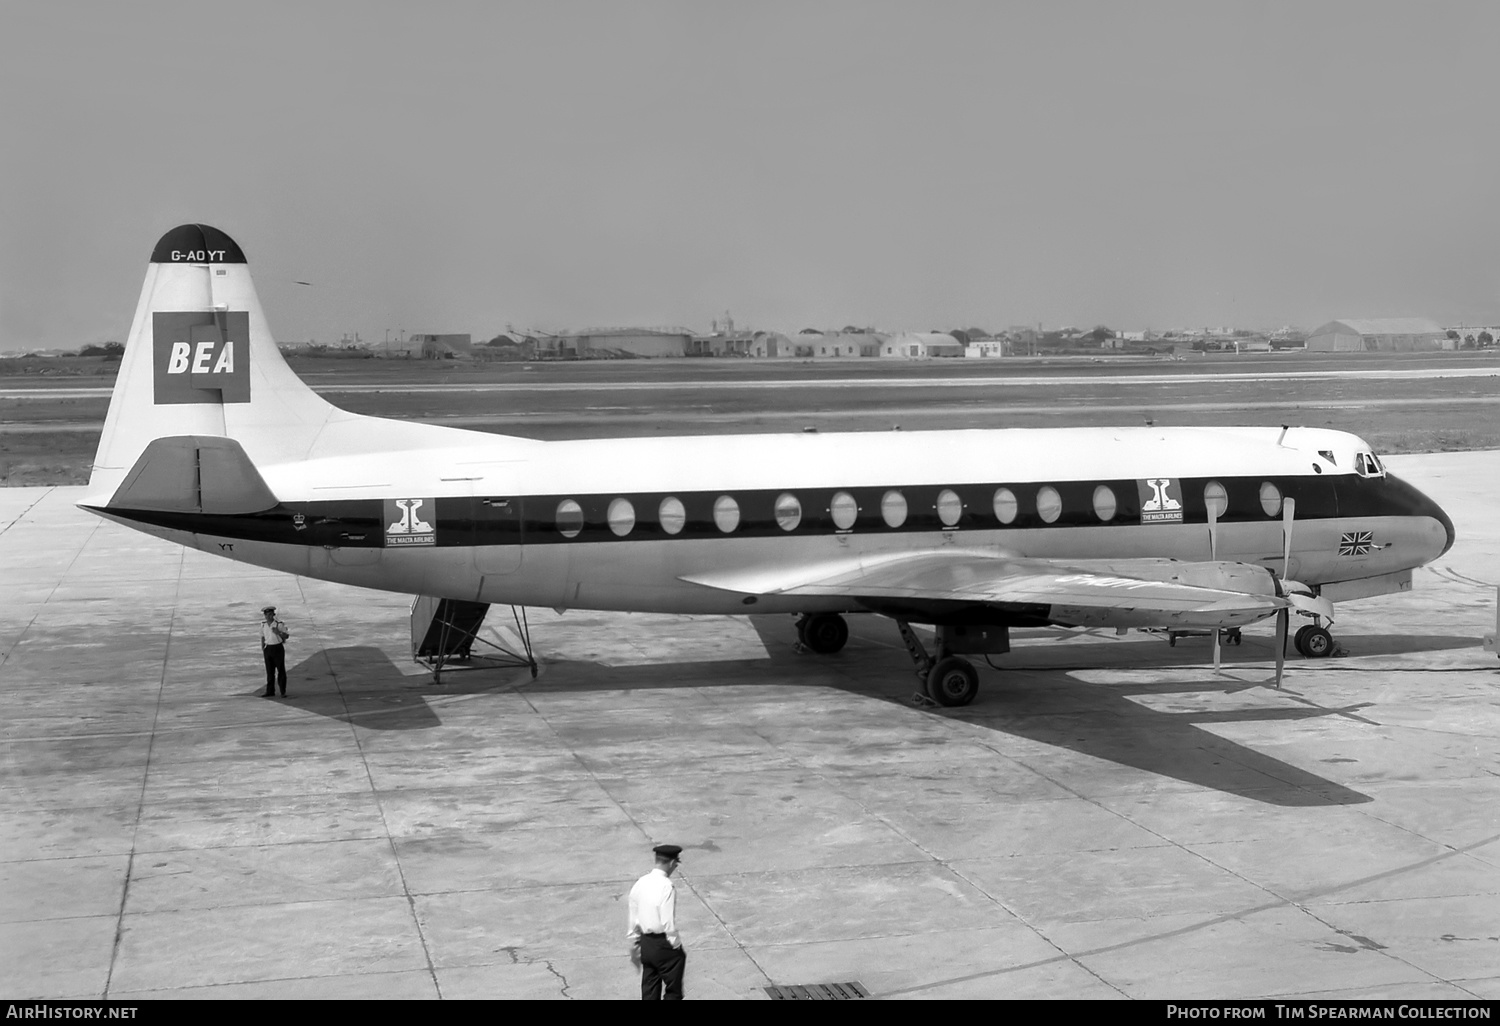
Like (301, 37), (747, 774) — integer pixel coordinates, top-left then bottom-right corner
(1273, 608), (1288, 688)
(1275, 497), (1296, 688)
(1209, 501), (1221, 673)
(1282, 496), (1296, 580)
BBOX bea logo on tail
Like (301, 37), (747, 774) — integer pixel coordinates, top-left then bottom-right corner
(152, 311), (251, 404)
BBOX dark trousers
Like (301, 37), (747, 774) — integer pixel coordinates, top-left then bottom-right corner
(640, 934), (686, 1000)
(263, 644), (287, 694)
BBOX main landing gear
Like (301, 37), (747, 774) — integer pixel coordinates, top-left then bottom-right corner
(792, 613), (1001, 707)
(896, 620), (995, 707)
(795, 613), (849, 654)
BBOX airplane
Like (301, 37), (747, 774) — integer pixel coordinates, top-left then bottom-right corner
(80, 224), (1456, 706)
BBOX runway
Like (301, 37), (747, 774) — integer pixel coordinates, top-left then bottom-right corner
(4, 360), (1500, 401)
(2, 452), (1498, 999)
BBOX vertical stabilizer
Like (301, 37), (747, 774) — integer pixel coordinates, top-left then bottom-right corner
(87, 224), (338, 501)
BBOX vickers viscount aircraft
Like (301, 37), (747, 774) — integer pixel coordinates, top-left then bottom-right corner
(81, 225), (1456, 705)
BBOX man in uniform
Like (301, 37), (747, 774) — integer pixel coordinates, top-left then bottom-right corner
(260, 605), (290, 697)
(627, 843), (686, 999)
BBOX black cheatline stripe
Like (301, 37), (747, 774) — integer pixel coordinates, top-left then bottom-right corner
(86, 471), (1435, 550)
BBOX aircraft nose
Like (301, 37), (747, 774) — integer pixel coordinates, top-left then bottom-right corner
(1432, 496), (1456, 557)
(1386, 474), (1455, 559)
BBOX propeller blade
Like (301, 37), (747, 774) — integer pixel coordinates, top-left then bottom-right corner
(1213, 626), (1221, 674)
(1207, 502), (1218, 561)
(1282, 496), (1297, 580)
(1274, 608), (1288, 688)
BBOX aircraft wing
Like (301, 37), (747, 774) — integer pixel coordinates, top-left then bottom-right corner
(680, 549), (1312, 629)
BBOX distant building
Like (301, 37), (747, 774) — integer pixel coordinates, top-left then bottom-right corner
(554, 328), (691, 358)
(1445, 325), (1500, 348)
(1305, 319), (1450, 353)
(690, 331), (756, 357)
(406, 333), (472, 359)
(801, 332), (883, 358)
(964, 341), (1005, 359)
(749, 331), (794, 358)
(882, 332), (966, 358)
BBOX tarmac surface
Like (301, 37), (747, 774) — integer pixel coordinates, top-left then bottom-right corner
(2, 451), (1499, 1000)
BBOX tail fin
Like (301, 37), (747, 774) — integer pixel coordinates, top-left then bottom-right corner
(87, 224), (340, 502)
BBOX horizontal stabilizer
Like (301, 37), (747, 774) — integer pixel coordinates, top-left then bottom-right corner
(107, 435), (278, 514)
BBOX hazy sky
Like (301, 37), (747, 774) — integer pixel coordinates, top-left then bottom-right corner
(3, 1), (1499, 351)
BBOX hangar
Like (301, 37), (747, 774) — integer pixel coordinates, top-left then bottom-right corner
(882, 332), (966, 358)
(549, 327), (692, 359)
(1305, 318), (1450, 353)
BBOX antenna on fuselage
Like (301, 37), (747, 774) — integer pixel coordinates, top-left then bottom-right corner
(1277, 424), (1290, 446)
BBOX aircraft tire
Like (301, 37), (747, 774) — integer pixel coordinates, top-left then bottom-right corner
(1299, 625), (1334, 659)
(803, 613), (849, 654)
(926, 657), (979, 707)
(1293, 624), (1315, 657)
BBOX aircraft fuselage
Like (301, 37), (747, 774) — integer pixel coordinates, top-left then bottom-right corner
(93, 425), (1454, 622)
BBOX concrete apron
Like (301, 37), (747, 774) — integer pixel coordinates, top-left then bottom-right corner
(1, 451), (1497, 999)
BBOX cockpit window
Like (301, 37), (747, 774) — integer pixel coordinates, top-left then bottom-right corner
(1354, 451), (1387, 478)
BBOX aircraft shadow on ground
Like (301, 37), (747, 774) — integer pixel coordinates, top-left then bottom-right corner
(283, 645), (522, 732)
(269, 614), (1463, 806)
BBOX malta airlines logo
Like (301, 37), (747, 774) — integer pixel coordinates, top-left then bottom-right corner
(1137, 478), (1184, 523)
(152, 311), (251, 404)
(385, 498), (436, 547)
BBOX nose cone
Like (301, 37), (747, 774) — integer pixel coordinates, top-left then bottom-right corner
(1386, 474), (1455, 560)
(1432, 495), (1456, 558)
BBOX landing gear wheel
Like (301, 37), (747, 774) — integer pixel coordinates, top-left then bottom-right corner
(802, 613), (849, 654)
(1293, 624), (1312, 655)
(925, 656), (979, 707)
(1296, 625), (1334, 659)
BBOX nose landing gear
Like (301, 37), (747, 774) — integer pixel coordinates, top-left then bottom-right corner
(1293, 623), (1335, 659)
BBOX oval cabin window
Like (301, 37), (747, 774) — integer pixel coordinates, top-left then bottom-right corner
(1204, 481), (1228, 519)
(658, 496), (686, 536)
(1036, 486), (1062, 524)
(713, 495), (741, 533)
(555, 499), (585, 539)
(1092, 485), (1116, 522)
(830, 491), (858, 530)
(607, 498), (635, 537)
(881, 490), (907, 528)
(993, 487), (1018, 524)
(1259, 481), (1282, 517)
(936, 489), (963, 527)
(774, 493), (801, 532)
